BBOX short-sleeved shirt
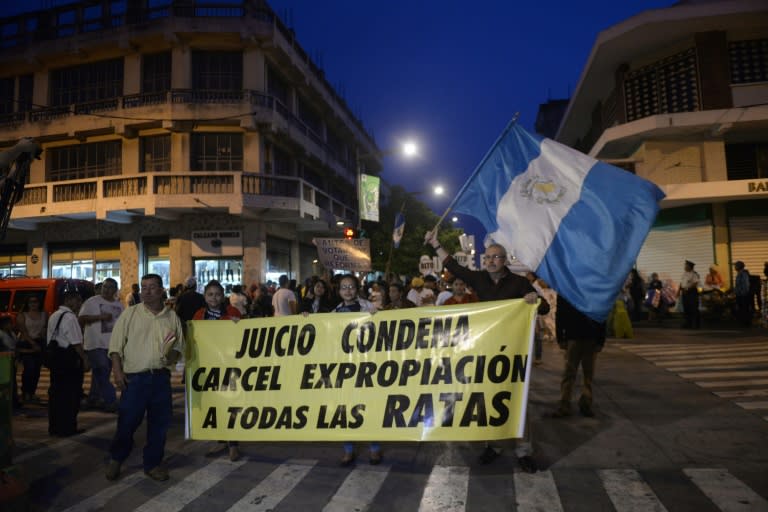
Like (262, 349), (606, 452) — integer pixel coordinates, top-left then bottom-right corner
(47, 306), (84, 349)
(272, 287), (297, 316)
(80, 295), (124, 351)
(108, 304), (184, 373)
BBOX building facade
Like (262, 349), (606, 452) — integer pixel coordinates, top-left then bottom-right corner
(554, 0), (768, 286)
(0, 0), (381, 293)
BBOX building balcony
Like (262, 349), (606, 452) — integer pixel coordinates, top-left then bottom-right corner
(9, 171), (355, 233)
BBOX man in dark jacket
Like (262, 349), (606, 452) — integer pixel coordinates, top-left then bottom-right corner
(553, 296), (607, 418)
(425, 230), (548, 473)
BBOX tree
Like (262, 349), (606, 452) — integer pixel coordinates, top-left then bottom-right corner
(363, 185), (464, 278)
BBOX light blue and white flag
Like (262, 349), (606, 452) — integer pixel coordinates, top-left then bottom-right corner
(393, 212), (405, 248)
(450, 121), (665, 321)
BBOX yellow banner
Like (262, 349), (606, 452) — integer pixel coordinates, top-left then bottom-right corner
(184, 299), (537, 442)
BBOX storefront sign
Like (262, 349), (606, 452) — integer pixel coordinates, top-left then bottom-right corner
(748, 181), (768, 193)
(191, 231), (243, 257)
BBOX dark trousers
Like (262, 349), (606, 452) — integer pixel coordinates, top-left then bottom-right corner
(682, 289), (700, 328)
(560, 338), (598, 408)
(736, 295), (752, 326)
(19, 351), (43, 395)
(48, 365), (83, 435)
(109, 370), (172, 471)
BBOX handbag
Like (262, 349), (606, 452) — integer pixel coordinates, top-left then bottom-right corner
(43, 312), (80, 371)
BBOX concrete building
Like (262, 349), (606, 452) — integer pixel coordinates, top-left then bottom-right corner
(0, 0), (381, 294)
(554, 0), (768, 286)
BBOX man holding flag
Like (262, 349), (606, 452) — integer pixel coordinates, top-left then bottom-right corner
(424, 118), (665, 471)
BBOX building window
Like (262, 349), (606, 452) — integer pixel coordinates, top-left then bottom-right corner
(729, 39), (768, 84)
(298, 95), (322, 136)
(48, 141), (122, 181)
(140, 135), (171, 172)
(49, 246), (121, 287)
(191, 133), (243, 171)
(142, 51), (171, 93)
(192, 51), (242, 90)
(267, 63), (290, 105)
(18, 74), (32, 112)
(624, 49), (700, 122)
(725, 143), (768, 180)
(0, 249), (26, 277)
(144, 238), (170, 289)
(0, 77), (13, 115)
(50, 58), (124, 106)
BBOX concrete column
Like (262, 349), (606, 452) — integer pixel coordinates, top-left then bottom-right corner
(243, 48), (266, 92)
(169, 235), (193, 289)
(290, 239), (300, 281)
(171, 132), (189, 172)
(244, 132), (261, 173)
(123, 53), (141, 96)
(711, 203), (731, 284)
(242, 221), (265, 285)
(120, 237), (140, 297)
(695, 31), (732, 111)
(171, 45), (190, 89)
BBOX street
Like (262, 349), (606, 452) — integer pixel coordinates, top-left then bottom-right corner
(10, 322), (768, 511)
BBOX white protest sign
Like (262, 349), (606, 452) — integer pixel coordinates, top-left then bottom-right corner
(314, 238), (371, 271)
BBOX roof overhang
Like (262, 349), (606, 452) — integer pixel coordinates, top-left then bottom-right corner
(556, 0), (768, 146)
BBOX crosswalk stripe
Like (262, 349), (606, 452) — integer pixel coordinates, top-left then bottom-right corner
(134, 458), (246, 512)
(644, 349), (768, 361)
(679, 370), (768, 379)
(735, 401), (768, 410)
(697, 379), (768, 388)
(684, 468), (768, 512)
(667, 362), (768, 372)
(323, 465), (390, 512)
(714, 389), (768, 398)
(418, 465), (470, 512)
(60, 472), (146, 512)
(620, 342), (768, 351)
(599, 469), (668, 512)
(656, 356), (768, 367)
(227, 459), (316, 512)
(514, 470), (564, 512)
(623, 346), (768, 358)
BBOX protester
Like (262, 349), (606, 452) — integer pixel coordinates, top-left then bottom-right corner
(79, 277), (124, 412)
(435, 279), (453, 305)
(300, 279), (335, 314)
(704, 265), (724, 291)
(734, 261), (752, 327)
(248, 283), (273, 317)
(175, 276), (205, 324)
(525, 273), (557, 365)
(229, 284), (249, 317)
(406, 277), (433, 306)
(552, 296), (606, 418)
(425, 229), (547, 473)
(333, 274), (381, 466)
(0, 316), (21, 410)
(627, 269), (645, 321)
(368, 282), (384, 310)
(272, 274), (298, 316)
(125, 283), (141, 307)
(15, 295), (47, 403)
(47, 291), (90, 437)
(383, 282), (416, 310)
(678, 260), (700, 329)
(194, 280), (242, 461)
(106, 273), (184, 482)
(443, 277), (478, 306)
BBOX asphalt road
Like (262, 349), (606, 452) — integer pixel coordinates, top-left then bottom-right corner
(7, 321), (768, 511)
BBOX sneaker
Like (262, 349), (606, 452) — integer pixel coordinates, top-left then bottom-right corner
(478, 445), (500, 465)
(144, 465), (169, 482)
(105, 460), (122, 481)
(228, 446), (240, 462)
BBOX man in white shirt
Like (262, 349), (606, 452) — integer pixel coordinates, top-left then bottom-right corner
(272, 274), (297, 316)
(47, 291), (90, 437)
(407, 277), (435, 306)
(79, 277), (124, 411)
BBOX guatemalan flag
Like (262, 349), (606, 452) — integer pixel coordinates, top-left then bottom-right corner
(450, 120), (665, 322)
(392, 212), (405, 248)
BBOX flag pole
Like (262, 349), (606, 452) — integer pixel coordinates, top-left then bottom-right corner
(384, 200), (407, 281)
(427, 113), (520, 237)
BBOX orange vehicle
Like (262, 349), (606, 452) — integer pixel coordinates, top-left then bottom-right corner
(0, 277), (95, 325)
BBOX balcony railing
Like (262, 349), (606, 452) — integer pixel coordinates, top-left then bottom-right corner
(12, 172), (354, 224)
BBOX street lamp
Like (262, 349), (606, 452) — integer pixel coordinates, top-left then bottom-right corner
(356, 140), (419, 229)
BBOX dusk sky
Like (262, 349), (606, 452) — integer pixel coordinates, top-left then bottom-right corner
(3, 0), (677, 243)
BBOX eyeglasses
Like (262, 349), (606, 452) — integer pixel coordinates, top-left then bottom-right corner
(483, 254), (506, 261)
(339, 284), (357, 290)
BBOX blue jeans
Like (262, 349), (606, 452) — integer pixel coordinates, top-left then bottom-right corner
(109, 370), (172, 471)
(344, 442), (380, 455)
(86, 349), (116, 405)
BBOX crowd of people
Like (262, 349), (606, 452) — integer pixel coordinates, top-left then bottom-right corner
(12, 239), (764, 481)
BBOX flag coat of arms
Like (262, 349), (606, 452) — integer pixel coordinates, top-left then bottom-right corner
(450, 121), (665, 321)
(393, 212), (405, 248)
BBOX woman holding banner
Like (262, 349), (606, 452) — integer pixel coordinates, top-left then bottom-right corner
(333, 274), (381, 466)
(300, 279), (336, 314)
(193, 280), (242, 461)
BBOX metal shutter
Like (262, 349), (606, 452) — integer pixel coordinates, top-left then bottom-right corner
(729, 216), (768, 276)
(636, 221), (714, 285)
